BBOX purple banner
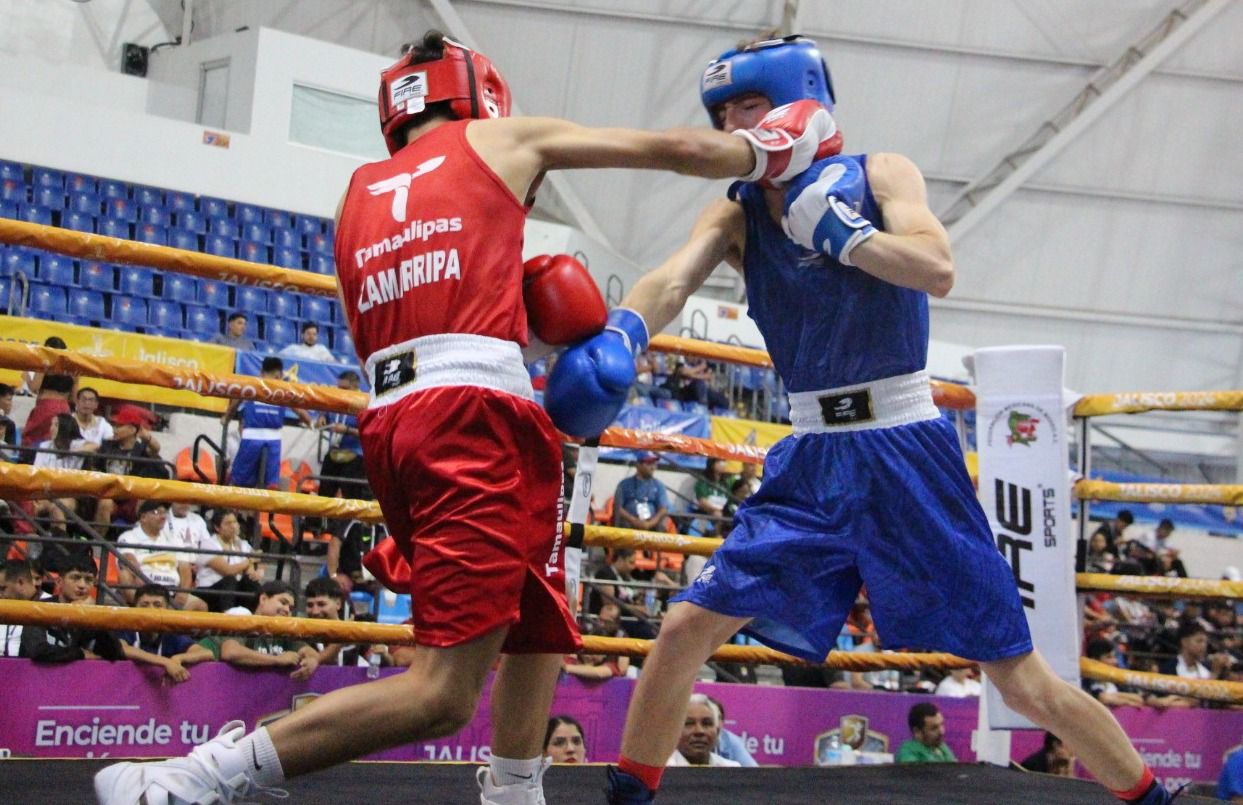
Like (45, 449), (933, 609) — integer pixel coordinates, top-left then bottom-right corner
(1, 659), (1238, 787)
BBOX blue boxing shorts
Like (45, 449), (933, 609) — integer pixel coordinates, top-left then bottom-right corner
(231, 438), (281, 489)
(674, 386), (1032, 663)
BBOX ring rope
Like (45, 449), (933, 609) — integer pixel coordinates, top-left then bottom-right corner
(1075, 478), (1243, 506)
(1079, 657), (1243, 703)
(1074, 390), (1243, 417)
(1075, 572), (1243, 599)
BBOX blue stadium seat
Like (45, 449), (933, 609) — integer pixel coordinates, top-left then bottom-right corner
(2, 248), (37, 277)
(334, 328), (354, 357)
(236, 286), (269, 313)
(135, 223), (167, 245)
(198, 279), (231, 309)
(0, 178), (25, 203)
(18, 204), (53, 225)
(302, 296), (332, 324)
(80, 261), (115, 292)
(376, 591), (412, 625)
(294, 214), (322, 237)
(682, 401), (710, 415)
(308, 253), (334, 275)
(201, 196), (230, 219)
(66, 191), (100, 216)
(0, 276), (11, 310)
(266, 210), (291, 229)
(148, 299), (183, 332)
(31, 168), (64, 189)
(272, 227), (301, 250)
(166, 191), (195, 213)
(105, 196), (137, 222)
(65, 173), (97, 194)
(134, 186), (164, 207)
(209, 218), (239, 238)
(111, 295), (148, 328)
(305, 232), (332, 254)
(235, 203), (264, 225)
(242, 222), (272, 244)
(0, 160), (22, 182)
(99, 218), (131, 239)
(184, 305), (219, 338)
(238, 240), (270, 264)
(28, 284), (67, 317)
(168, 229), (199, 251)
(204, 234), (235, 258)
(34, 186), (64, 210)
(63, 211), (95, 233)
(38, 255), (76, 285)
(68, 289), (105, 322)
(273, 246), (301, 268)
(0, 199), (17, 220)
(139, 206), (169, 227)
(118, 266), (156, 297)
(268, 292), (299, 320)
(265, 317), (296, 348)
(162, 273), (198, 301)
(175, 210), (206, 234)
(97, 179), (128, 200)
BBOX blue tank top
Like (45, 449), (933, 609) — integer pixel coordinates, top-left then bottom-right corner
(734, 154), (928, 392)
(325, 411), (362, 453)
(240, 400), (284, 432)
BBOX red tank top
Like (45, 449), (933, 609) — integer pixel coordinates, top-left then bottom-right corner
(334, 121), (529, 363)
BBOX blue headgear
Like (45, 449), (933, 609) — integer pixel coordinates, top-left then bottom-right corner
(700, 36), (835, 129)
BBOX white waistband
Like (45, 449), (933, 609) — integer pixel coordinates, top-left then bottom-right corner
(365, 334), (533, 409)
(241, 427), (282, 440)
(788, 370), (939, 434)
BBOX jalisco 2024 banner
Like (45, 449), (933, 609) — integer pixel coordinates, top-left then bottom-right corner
(1, 660), (1240, 789)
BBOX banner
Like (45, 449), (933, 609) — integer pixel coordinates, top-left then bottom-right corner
(602, 405), (712, 469)
(0, 317), (233, 412)
(710, 415), (791, 474)
(973, 346), (1078, 729)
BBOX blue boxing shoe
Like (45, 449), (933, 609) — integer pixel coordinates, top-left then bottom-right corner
(605, 766), (655, 804)
(1129, 780), (1185, 804)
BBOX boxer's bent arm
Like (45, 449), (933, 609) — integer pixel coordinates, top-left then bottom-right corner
(621, 199), (744, 333)
(850, 152), (954, 298)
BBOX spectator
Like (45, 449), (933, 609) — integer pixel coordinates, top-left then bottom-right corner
(734, 462), (762, 496)
(327, 519), (385, 595)
(31, 413), (99, 537)
(194, 510), (262, 612)
(667, 693), (741, 767)
(708, 695), (758, 767)
(1082, 637), (1147, 708)
(211, 312), (256, 351)
(72, 387), (114, 446)
(116, 500), (207, 611)
(1155, 548), (1187, 579)
(613, 452), (671, 534)
(305, 576), (385, 668)
(544, 716), (586, 764)
(934, 667), (982, 698)
(315, 369), (370, 540)
(563, 617), (630, 680)
(896, 703), (957, 763)
(20, 336), (76, 451)
(280, 322), (337, 363)
(206, 581), (319, 680)
(161, 501), (211, 559)
(692, 459), (731, 537)
(595, 601), (625, 638)
(223, 356), (312, 489)
(587, 549), (661, 640)
(1219, 742), (1243, 802)
(91, 404), (166, 531)
(633, 352), (673, 403)
(19, 553), (123, 662)
(1085, 531), (1115, 574)
(1092, 510), (1133, 555)
(1158, 621), (1232, 707)
(0, 382), (20, 461)
(1, 559), (50, 657)
(115, 584), (204, 684)
(663, 356), (729, 410)
(1019, 732), (1073, 776)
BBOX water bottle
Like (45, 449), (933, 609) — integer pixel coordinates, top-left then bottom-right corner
(822, 733), (843, 766)
(644, 589), (658, 616)
(367, 650), (382, 679)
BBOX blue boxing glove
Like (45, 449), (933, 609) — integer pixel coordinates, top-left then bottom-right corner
(544, 308), (649, 438)
(781, 155), (877, 266)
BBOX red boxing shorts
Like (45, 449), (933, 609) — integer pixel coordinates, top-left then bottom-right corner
(359, 384), (580, 654)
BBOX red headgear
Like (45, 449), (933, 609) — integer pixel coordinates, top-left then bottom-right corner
(378, 36), (512, 156)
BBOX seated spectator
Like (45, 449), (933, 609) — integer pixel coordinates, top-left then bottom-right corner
(115, 584), (207, 684)
(633, 352), (673, 403)
(692, 459), (731, 537)
(92, 404), (166, 531)
(594, 601), (625, 638)
(732, 462), (761, 497)
(667, 693), (741, 767)
(280, 322), (337, 363)
(662, 356), (729, 410)
(563, 620), (630, 681)
(1019, 732), (1073, 776)
(1, 559), (51, 657)
(544, 716), (587, 764)
(587, 549), (660, 641)
(327, 519), (385, 595)
(72, 387), (114, 445)
(305, 576), (387, 668)
(708, 695), (758, 767)
(19, 553), (123, 662)
(1157, 620), (1232, 708)
(1082, 637), (1147, 708)
(222, 356), (312, 490)
(194, 510), (262, 612)
(0, 382), (18, 461)
(1156, 548), (1187, 579)
(934, 667), (981, 698)
(896, 703), (957, 763)
(1092, 510), (1133, 555)
(1084, 531), (1115, 574)
(211, 311), (256, 351)
(202, 581), (319, 680)
(613, 453), (671, 534)
(32, 413), (99, 535)
(116, 500), (207, 611)
(21, 336), (76, 452)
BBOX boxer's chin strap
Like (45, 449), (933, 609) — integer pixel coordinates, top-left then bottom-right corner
(563, 438), (599, 614)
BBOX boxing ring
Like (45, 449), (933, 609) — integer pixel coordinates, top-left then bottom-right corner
(0, 219), (1234, 802)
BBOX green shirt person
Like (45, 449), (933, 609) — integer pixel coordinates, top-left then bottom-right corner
(897, 702), (957, 763)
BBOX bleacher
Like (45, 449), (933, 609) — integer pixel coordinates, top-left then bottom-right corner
(0, 159), (355, 364)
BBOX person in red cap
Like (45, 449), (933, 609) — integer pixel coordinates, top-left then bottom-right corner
(89, 405), (164, 532)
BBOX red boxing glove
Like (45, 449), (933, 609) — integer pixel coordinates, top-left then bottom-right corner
(734, 100), (841, 185)
(362, 537), (411, 595)
(523, 254), (608, 346)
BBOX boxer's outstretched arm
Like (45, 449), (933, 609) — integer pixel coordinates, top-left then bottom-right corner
(850, 152), (954, 298)
(621, 199), (744, 334)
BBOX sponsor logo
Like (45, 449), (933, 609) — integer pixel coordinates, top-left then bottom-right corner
(390, 70), (428, 113)
(366, 157), (446, 224)
(373, 351), (416, 396)
(815, 715), (889, 763)
(985, 402), (1059, 449)
(994, 478), (1036, 609)
(816, 389), (874, 426)
(1006, 411), (1040, 446)
(701, 61), (732, 90)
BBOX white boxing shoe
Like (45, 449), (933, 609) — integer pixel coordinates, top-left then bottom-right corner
(476, 757), (552, 805)
(94, 720), (287, 804)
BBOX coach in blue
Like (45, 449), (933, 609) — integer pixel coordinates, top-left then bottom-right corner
(551, 35), (1172, 805)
